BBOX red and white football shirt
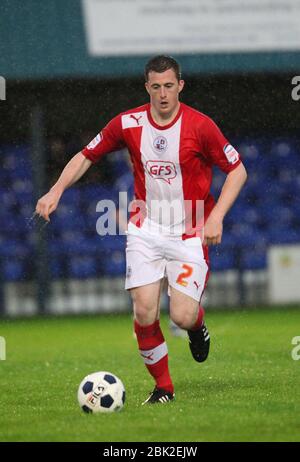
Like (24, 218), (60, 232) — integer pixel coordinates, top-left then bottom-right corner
(82, 102), (241, 239)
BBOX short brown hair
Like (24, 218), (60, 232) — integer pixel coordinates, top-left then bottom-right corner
(144, 55), (181, 82)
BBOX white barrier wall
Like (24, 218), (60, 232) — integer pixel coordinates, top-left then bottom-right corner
(268, 245), (300, 303)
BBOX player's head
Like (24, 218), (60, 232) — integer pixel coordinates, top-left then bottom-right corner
(144, 55), (184, 118)
(144, 55), (182, 82)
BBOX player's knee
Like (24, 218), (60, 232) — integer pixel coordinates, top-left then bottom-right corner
(170, 311), (195, 330)
(134, 306), (155, 325)
(130, 286), (160, 326)
(133, 300), (157, 326)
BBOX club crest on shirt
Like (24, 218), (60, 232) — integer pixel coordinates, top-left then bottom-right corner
(146, 160), (177, 184)
(223, 143), (239, 164)
(153, 136), (168, 153)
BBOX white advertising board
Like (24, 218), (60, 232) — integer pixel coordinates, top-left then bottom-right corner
(82, 0), (300, 56)
(268, 245), (300, 303)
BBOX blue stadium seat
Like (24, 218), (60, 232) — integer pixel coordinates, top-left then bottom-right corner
(102, 235), (126, 251)
(114, 171), (134, 195)
(0, 168), (10, 184)
(68, 255), (98, 279)
(59, 230), (86, 249)
(49, 238), (67, 255)
(241, 243), (267, 270)
(80, 184), (116, 205)
(49, 234), (107, 256)
(102, 250), (126, 276)
(0, 235), (31, 281)
(11, 178), (33, 194)
(109, 149), (132, 176)
(85, 209), (101, 231)
(270, 139), (299, 161)
(261, 206), (294, 231)
(243, 208), (261, 227)
(237, 141), (262, 162)
(0, 209), (13, 223)
(230, 223), (265, 246)
(2, 144), (30, 158)
(291, 201), (300, 218)
(1, 189), (18, 211)
(2, 260), (26, 282)
(18, 203), (35, 219)
(0, 239), (29, 258)
(268, 227), (299, 245)
(1, 215), (28, 238)
(49, 257), (67, 278)
(51, 210), (87, 233)
(227, 203), (252, 223)
(209, 247), (235, 271)
(9, 163), (32, 180)
(3, 149), (32, 181)
(59, 188), (82, 205)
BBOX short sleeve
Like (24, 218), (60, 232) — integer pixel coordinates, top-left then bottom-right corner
(201, 117), (241, 174)
(81, 114), (126, 163)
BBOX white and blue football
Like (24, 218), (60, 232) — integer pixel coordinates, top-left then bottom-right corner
(77, 371), (126, 413)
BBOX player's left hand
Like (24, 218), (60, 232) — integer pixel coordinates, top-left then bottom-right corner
(203, 214), (223, 246)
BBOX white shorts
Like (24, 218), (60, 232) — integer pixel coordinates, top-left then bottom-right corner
(125, 227), (209, 302)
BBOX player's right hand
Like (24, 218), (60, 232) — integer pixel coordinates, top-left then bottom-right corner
(35, 187), (62, 222)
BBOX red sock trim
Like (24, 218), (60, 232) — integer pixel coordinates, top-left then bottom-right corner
(134, 319), (160, 337)
(134, 319), (164, 350)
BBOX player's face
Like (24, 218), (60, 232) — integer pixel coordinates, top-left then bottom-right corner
(145, 69), (184, 119)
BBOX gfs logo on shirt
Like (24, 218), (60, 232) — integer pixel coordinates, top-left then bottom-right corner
(146, 160), (177, 184)
(223, 144), (240, 165)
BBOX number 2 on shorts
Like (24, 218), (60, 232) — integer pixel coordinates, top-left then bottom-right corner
(176, 264), (193, 287)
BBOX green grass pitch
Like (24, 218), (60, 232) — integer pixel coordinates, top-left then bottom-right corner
(0, 307), (299, 442)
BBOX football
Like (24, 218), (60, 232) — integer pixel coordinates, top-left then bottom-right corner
(77, 371), (126, 413)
